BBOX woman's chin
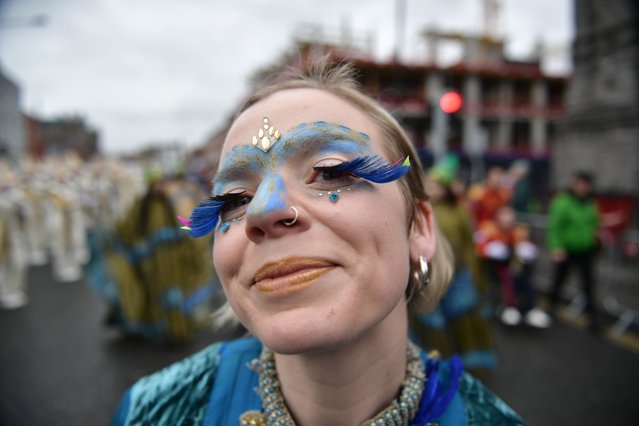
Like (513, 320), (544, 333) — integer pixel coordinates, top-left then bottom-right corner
(263, 335), (348, 355)
(255, 317), (359, 355)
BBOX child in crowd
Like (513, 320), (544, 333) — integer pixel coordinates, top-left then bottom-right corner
(475, 205), (551, 328)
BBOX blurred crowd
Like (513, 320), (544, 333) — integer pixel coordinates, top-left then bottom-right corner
(0, 154), (217, 342)
(86, 164), (216, 342)
(0, 152), (630, 368)
(407, 153), (629, 375)
(0, 155), (144, 308)
(408, 155), (553, 377)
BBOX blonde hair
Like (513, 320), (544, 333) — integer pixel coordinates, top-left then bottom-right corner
(214, 59), (453, 327)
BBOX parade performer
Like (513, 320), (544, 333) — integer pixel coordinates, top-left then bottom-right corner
(468, 166), (512, 228)
(93, 168), (216, 342)
(410, 154), (497, 377)
(47, 179), (88, 282)
(112, 61), (524, 425)
(22, 177), (50, 266)
(0, 166), (30, 309)
(475, 206), (551, 327)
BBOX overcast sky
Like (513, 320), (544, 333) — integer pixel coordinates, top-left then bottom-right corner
(0, 0), (573, 154)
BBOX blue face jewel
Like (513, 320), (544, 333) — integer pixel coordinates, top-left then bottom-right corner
(220, 217), (244, 234)
(328, 192), (340, 203)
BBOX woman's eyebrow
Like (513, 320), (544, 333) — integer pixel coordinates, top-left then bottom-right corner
(279, 125), (371, 159)
(212, 123), (372, 191)
(212, 147), (264, 192)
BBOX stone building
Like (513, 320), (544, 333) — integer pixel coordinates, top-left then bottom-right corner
(0, 66), (100, 161)
(553, 0), (639, 199)
(0, 66), (26, 162)
(27, 116), (100, 159)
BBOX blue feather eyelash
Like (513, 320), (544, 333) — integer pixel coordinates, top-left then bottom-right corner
(187, 192), (245, 238)
(186, 156), (410, 238)
(328, 155), (411, 183)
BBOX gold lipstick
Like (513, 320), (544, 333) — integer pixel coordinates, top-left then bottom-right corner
(253, 257), (335, 295)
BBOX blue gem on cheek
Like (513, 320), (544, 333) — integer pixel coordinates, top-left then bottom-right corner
(328, 192), (340, 203)
(220, 222), (231, 233)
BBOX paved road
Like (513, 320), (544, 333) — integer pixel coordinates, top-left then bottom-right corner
(1, 264), (637, 425)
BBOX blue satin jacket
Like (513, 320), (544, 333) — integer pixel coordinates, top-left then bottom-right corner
(111, 337), (524, 425)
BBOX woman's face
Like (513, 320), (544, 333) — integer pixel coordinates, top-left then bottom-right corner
(212, 88), (421, 354)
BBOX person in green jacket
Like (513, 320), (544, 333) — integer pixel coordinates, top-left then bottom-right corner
(548, 171), (600, 331)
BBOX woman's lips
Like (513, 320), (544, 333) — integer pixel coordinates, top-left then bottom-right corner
(253, 257), (335, 295)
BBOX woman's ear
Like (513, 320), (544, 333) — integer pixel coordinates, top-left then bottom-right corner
(409, 200), (437, 263)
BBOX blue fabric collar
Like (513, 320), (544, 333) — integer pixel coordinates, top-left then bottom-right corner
(203, 337), (463, 426)
(204, 337), (262, 425)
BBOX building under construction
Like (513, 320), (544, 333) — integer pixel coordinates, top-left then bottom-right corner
(239, 24), (568, 202)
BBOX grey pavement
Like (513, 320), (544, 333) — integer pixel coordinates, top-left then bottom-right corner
(1, 263), (638, 426)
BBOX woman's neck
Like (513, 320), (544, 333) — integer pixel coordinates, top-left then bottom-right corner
(273, 301), (409, 426)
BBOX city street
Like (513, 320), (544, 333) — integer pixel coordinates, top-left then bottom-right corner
(1, 264), (637, 426)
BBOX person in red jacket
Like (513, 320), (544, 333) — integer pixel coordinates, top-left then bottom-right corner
(468, 166), (512, 228)
(475, 206), (551, 328)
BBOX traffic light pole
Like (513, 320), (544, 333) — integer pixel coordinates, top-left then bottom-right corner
(431, 94), (448, 160)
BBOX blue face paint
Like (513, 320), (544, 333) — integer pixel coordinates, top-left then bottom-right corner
(247, 174), (287, 216)
(212, 146), (267, 195)
(276, 122), (370, 160)
(213, 121), (371, 194)
(185, 121), (409, 237)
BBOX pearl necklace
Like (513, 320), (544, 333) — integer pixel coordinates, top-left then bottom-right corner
(240, 342), (426, 426)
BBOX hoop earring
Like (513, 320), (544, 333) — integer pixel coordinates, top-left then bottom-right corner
(413, 255), (430, 289)
(282, 207), (298, 226)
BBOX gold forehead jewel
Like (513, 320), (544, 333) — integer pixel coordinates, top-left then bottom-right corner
(251, 117), (281, 152)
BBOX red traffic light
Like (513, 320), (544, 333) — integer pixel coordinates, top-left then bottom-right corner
(440, 91), (463, 113)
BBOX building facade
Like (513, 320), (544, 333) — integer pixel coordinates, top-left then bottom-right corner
(275, 33), (568, 166)
(553, 0), (639, 198)
(254, 30), (568, 200)
(26, 116), (100, 160)
(201, 27), (569, 205)
(0, 67), (26, 162)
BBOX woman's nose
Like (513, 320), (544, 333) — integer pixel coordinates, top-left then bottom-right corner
(244, 175), (301, 242)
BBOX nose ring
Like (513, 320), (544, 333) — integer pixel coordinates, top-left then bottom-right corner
(282, 207), (299, 226)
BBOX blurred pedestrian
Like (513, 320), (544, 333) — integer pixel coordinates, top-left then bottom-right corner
(0, 167), (29, 309)
(548, 171), (601, 332)
(476, 206), (551, 328)
(468, 166), (512, 227)
(507, 160), (533, 217)
(411, 154), (497, 377)
(47, 178), (88, 282)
